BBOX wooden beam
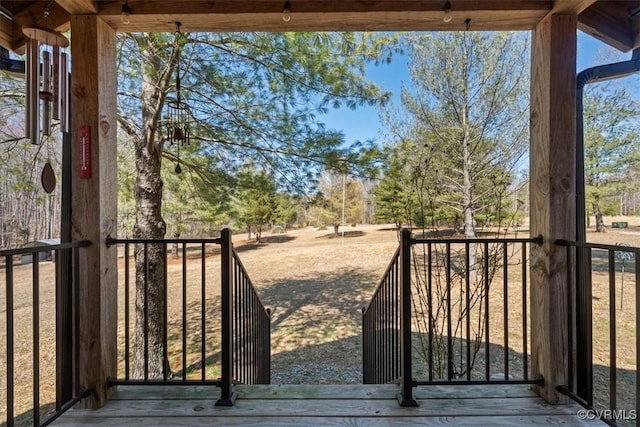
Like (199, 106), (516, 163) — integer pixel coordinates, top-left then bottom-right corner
(0, 13), (14, 52)
(94, 0), (552, 32)
(70, 14), (118, 409)
(551, 0), (596, 14)
(2, 0), (637, 53)
(55, 0), (99, 15)
(579, 2), (637, 52)
(530, 13), (577, 405)
(634, 12), (640, 50)
(6, 2), (70, 52)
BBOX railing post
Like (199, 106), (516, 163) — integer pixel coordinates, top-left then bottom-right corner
(398, 228), (418, 407)
(216, 228), (237, 406)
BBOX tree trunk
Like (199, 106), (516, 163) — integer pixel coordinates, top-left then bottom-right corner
(133, 136), (167, 379)
(593, 196), (606, 232)
(132, 38), (171, 379)
(172, 232), (180, 259)
(461, 105), (477, 281)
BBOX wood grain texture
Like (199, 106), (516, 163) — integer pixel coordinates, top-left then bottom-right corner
(550, 0), (596, 14)
(1, 1), (637, 52)
(50, 415), (602, 427)
(529, 13), (577, 405)
(578, 2), (637, 52)
(52, 384), (602, 426)
(111, 384), (539, 401)
(70, 14), (118, 410)
(55, 0), (99, 15)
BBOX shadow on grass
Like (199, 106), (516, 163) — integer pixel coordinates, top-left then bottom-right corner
(165, 295), (223, 380)
(8, 402), (56, 427)
(233, 234), (297, 254)
(260, 267), (378, 329)
(317, 230), (366, 239)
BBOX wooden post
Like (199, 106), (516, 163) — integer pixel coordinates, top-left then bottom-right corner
(530, 13), (577, 404)
(70, 15), (118, 409)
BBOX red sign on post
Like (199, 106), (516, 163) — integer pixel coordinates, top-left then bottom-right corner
(78, 125), (91, 179)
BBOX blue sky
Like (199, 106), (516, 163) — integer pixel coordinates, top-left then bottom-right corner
(322, 31), (639, 148)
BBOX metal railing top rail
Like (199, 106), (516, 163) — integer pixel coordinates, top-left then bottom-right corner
(411, 234), (544, 245)
(0, 240), (92, 256)
(363, 246), (400, 314)
(556, 239), (640, 253)
(106, 236), (222, 246)
(232, 246), (270, 311)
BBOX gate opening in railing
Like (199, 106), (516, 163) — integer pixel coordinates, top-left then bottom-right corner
(557, 240), (639, 426)
(363, 228), (543, 406)
(105, 228), (270, 406)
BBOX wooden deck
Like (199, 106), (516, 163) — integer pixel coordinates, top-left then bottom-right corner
(52, 384), (603, 426)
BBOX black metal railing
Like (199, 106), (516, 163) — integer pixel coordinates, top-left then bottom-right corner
(106, 228), (270, 406)
(364, 228), (543, 405)
(218, 230), (271, 405)
(362, 246), (401, 385)
(2, 240), (91, 427)
(231, 246), (271, 385)
(557, 239), (639, 425)
(410, 233), (542, 386)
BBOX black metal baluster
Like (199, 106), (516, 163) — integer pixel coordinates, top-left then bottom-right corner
(446, 242), (452, 381)
(608, 250), (616, 412)
(6, 256), (13, 426)
(201, 243), (206, 381)
(484, 242), (490, 380)
(522, 242), (528, 381)
(163, 243), (168, 382)
(465, 242), (471, 381)
(181, 243), (187, 380)
(635, 251), (639, 419)
(234, 258), (239, 383)
(393, 256), (399, 381)
(33, 254), (40, 426)
(428, 243), (433, 382)
(124, 244), (130, 380)
(143, 244), (149, 380)
(503, 242), (509, 380)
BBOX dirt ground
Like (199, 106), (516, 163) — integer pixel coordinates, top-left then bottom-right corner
(2, 218), (640, 423)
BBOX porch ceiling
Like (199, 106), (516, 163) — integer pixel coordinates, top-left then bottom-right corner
(0, 0), (638, 53)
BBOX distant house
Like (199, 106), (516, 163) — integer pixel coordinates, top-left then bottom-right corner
(21, 239), (60, 264)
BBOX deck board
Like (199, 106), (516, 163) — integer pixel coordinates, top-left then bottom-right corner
(52, 384), (604, 426)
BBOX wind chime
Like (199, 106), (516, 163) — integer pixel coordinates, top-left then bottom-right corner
(22, 7), (70, 194)
(23, 24), (70, 145)
(165, 22), (190, 174)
